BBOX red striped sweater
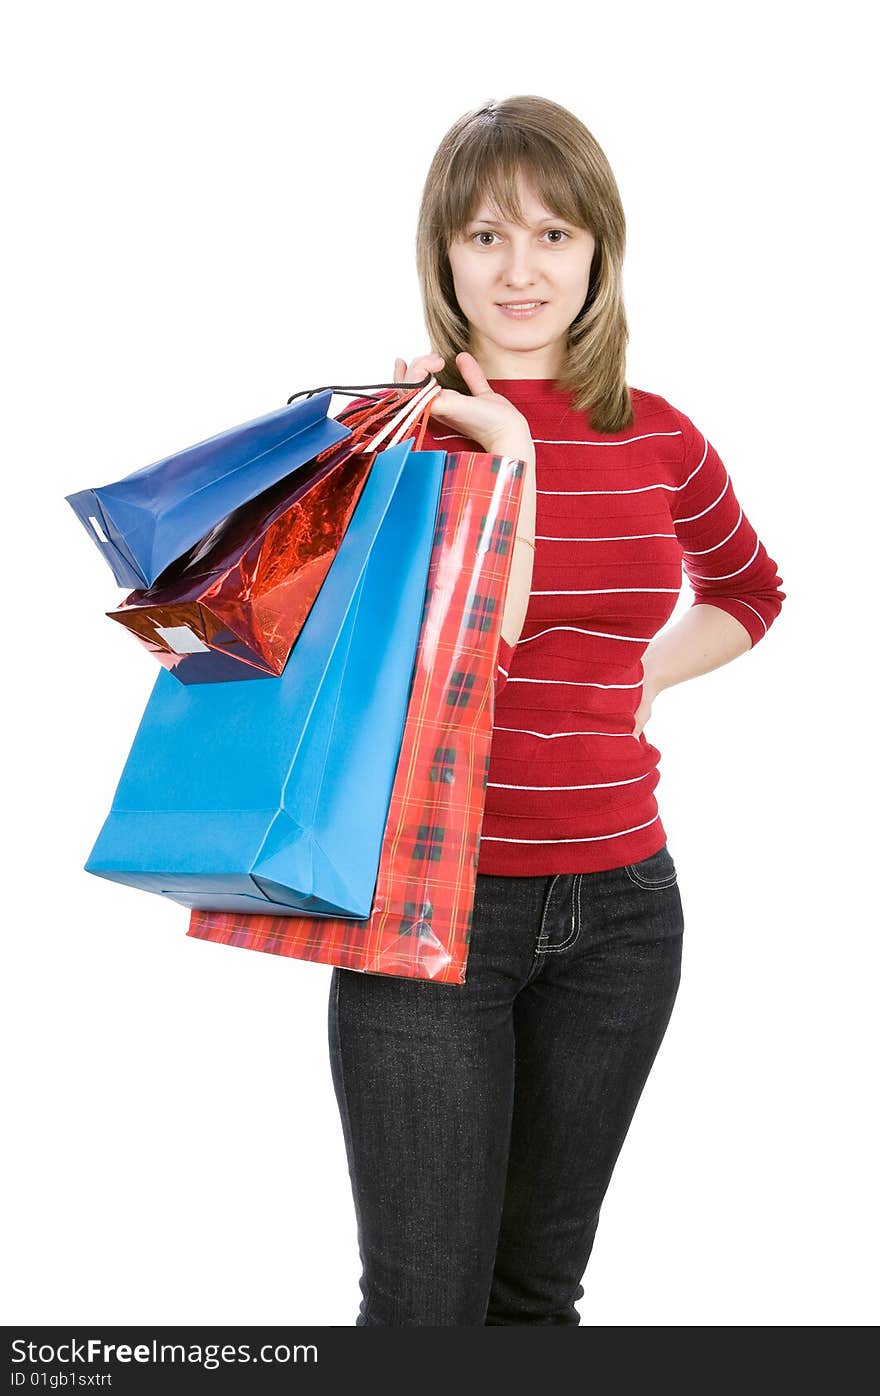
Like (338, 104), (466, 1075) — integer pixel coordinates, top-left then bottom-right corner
(414, 378), (787, 876)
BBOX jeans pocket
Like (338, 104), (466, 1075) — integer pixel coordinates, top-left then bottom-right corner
(624, 843), (678, 889)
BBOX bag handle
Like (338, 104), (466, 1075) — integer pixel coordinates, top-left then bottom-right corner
(296, 374), (441, 460)
(285, 373), (433, 407)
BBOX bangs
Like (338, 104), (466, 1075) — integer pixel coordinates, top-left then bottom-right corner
(437, 127), (590, 242)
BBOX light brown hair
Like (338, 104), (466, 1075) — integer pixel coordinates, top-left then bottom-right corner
(416, 94), (634, 434)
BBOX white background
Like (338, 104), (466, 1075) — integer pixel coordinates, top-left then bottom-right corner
(3, 0), (876, 1327)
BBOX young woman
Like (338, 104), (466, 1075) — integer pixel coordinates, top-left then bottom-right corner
(328, 94), (786, 1327)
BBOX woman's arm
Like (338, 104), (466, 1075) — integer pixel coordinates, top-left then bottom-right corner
(642, 602), (752, 697)
(486, 433), (536, 701)
(645, 405), (787, 701)
(495, 435), (537, 650)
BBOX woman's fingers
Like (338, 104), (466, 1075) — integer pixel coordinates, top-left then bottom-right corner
(455, 350), (491, 396)
(408, 354), (443, 383)
(393, 353), (444, 386)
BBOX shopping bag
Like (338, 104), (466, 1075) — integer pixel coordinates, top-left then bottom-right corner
(83, 431), (446, 916)
(92, 377), (440, 681)
(65, 390), (352, 589)
(187, 445), (526, 983)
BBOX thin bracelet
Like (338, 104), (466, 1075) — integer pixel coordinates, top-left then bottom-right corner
(514, 535), (536, 551)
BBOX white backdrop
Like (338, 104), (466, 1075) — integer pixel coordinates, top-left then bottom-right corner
(3, 0), (876, 1328)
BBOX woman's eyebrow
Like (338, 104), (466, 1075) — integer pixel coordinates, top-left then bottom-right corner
(468, 215), (571, 228)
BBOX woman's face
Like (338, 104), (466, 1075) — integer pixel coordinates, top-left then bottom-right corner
(446, 168), (596, 378)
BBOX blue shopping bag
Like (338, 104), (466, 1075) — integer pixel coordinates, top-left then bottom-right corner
(83, 435), (446, 918)
(66, 390), (352, 589)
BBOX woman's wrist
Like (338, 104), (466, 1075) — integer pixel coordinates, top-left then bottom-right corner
(486, 432), (536, 467)
(641, 653), (667, 698)
(486, 432), (537, 554)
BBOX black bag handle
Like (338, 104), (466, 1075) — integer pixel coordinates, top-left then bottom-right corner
(286, 373), (432, 407)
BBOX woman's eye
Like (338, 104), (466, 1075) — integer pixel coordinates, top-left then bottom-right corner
(469, 229), (571, 246)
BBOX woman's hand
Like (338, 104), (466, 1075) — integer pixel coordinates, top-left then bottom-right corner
(393, 350), (531, 455)
(631, 687), (654, 742)
(631, 666), (664, 741)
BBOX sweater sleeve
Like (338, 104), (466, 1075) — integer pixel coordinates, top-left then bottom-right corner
(671, 405), (786, 647)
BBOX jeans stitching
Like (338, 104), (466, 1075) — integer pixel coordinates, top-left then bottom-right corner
(624, 845), (677, 889)
(536, 873), (561, 948)
(537, 873), (580, 954)
(624, 865), (678, 889)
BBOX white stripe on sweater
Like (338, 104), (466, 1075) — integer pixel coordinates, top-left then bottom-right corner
(538, 531), (678, 541)
(429, 431), (682, 448)
(427, 438), (709, 505)
(494, 726), (639, 739)
(516, 624), (655, 644)
(682, 507), (743, 553)
(678, 434), (709, 491)
(480, 814), (662, 844)
(530, 587), (680, 596)
(489, 773), (651, 791)
(686, 537), (760, 582)
(719, 598), (768, 633)
(676, 476), (730, 523)
(506, 677), (643, 689)
(538, 484), (679, 496)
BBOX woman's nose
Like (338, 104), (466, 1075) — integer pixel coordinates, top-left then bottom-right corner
(500, 246), (541, 285)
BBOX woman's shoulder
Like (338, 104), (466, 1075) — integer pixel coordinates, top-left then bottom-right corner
(628, 385), (687, 428)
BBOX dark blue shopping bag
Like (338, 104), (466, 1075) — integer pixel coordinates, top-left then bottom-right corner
(66, 390), (351, 589)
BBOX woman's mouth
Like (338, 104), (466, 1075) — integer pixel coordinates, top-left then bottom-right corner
(497, 301), (548, 319)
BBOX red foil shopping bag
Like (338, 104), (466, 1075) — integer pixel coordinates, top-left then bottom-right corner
(105, 448), (372, 683)
(186, 446), (525, 983)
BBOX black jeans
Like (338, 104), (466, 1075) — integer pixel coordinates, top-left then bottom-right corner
(328, 842), (684, 1326)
